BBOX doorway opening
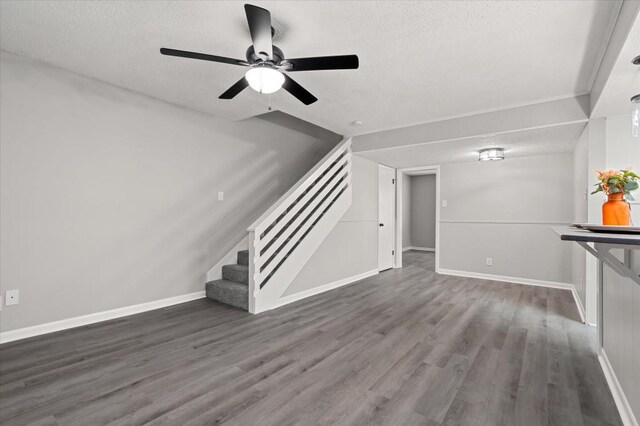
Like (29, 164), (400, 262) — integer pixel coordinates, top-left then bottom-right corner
(396, 166), (441, 270)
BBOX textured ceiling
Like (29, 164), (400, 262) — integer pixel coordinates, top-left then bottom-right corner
(356, 122), (586, 169)
(0, 1), (619, 135)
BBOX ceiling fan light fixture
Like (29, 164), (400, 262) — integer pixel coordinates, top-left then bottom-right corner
(245, 66), (284, 94)
(478, 148), (505, 161)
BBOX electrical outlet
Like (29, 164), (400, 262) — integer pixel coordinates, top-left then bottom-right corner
(218, 192), (224, 201)
(5, 289), (19, 306)
(486, 258), (493, 266)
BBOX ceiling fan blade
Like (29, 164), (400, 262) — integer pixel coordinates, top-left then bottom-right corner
(160, 48), (248, 66)
(282, 74), (317, 105)
(219, 77), (249, 99)
(285, 55), (359, 72)
(244, 4), (273, 59)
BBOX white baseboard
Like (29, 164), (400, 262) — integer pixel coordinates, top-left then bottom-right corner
(269, 269), (379, 311)
(403, 246), (435, 252)
(570, 287), (587, 324)
(437, 268), (593, 323)
(0, 291), (206, 345)
(599, 349), (639, 426)
(437, 268), (575, 291)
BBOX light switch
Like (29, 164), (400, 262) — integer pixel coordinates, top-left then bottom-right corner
(5, 289), (19, 306)
(218, 192), (224, 201)
(442, 200), (448, 207)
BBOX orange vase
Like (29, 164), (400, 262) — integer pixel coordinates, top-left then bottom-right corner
(602, 193), (630, 225)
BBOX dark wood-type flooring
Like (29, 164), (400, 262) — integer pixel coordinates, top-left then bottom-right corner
(0, 252), (622, 425)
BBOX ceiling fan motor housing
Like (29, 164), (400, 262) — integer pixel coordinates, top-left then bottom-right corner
(246, 45), (285, 66)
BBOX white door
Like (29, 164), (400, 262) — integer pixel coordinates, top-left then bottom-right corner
(378, 165), (395, 271)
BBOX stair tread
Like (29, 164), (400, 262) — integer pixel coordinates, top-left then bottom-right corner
(206, 278), (248, 289)
(222, 264), (248, 272)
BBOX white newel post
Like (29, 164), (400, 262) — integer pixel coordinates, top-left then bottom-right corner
(247, 230), (257, 314)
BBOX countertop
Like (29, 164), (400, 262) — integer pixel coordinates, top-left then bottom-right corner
(554, 226), (640, 246)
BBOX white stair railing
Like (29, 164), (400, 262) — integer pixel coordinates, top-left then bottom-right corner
(247, 138), (353, 313)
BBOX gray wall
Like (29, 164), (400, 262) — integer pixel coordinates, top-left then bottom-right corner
(439, 152), (574, 284)
(402, 175), (412, 248)
(0, 51), (340, 332)
(283, 155), (379, 296)
(410, 174), (436, 249)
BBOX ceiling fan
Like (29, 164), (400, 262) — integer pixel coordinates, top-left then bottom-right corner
(160, 4), (358, 105)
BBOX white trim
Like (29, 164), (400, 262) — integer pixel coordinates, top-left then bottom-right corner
(404, 246), (435, 252)
(598, 349), (639, 426)
(268, 269), (379, 311)
(395, 171), (404, 268)
(0, 291), (206, 344)
(570, 286), (587, 324)
(437, 268), (575, 291)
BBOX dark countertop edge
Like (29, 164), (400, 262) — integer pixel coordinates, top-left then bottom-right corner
(555, 226), (640, 246)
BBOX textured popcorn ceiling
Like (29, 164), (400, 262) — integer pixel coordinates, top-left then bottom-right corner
(356, 122), (586, 169)
(0, 1), (619, 135)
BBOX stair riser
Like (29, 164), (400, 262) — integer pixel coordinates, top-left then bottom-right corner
(222, 265), (249, 285)
(205, 281), (248, 311)
(237, 250), (249, 266)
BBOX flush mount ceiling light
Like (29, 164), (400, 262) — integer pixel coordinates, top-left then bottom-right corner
(245, 66), (285, 94)
(478, 148), (505, 161)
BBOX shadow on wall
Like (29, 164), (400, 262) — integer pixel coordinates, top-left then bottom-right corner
(88, 147), (280, 301)
(50, 118), (339, 312)
(0, 51), (341, 331)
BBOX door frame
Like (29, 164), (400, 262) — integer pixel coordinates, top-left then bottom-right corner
(395, 165), (441, 272)
(377, 164), (396, 272)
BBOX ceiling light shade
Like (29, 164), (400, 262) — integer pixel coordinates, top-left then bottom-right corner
(478, 148), (505, 161)
(245, 67), (284, 94)
(632, 94), (640, 138)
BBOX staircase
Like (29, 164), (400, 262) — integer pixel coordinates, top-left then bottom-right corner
(205, 250), (250, 310)
(205, 138), (352, 313)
